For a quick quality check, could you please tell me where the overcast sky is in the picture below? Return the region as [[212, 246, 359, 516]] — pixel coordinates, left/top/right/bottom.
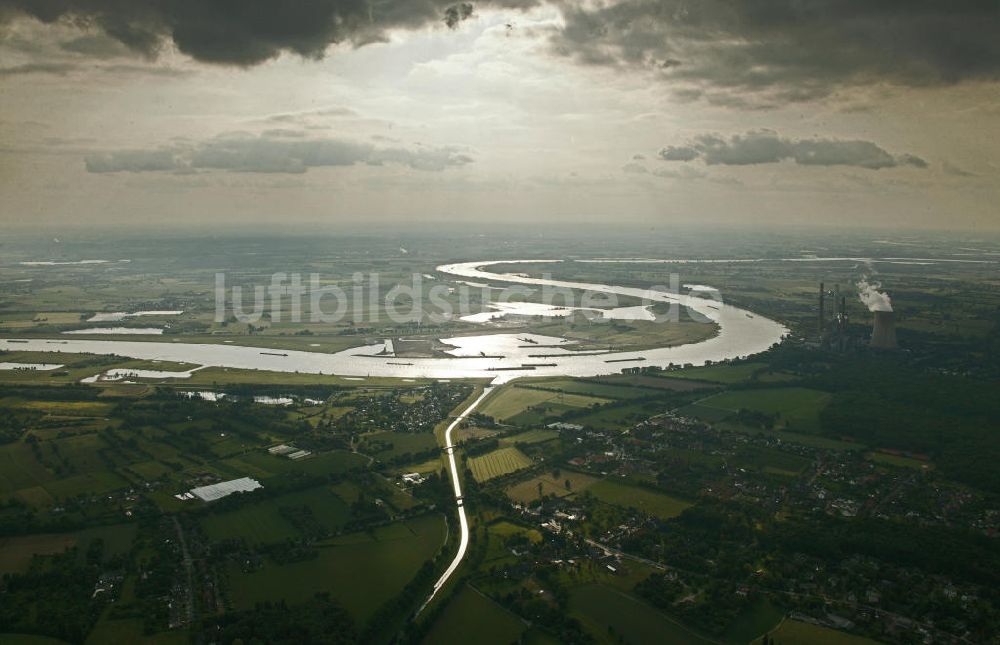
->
[[1, 1, 998, 232]]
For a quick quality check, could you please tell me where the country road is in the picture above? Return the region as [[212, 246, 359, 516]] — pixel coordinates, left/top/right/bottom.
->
[[418, 385, 495, 613]]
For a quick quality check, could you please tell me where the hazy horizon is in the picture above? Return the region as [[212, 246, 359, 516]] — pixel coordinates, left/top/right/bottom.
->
[[2, 1, 999, 232]]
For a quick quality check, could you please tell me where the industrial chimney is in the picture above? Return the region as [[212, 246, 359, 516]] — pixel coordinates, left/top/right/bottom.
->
[[818, 282, 825, 333], [870, 311, 897, 349]]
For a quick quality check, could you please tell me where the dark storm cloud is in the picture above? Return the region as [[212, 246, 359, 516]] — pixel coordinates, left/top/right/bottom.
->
[[84, 132, 474, 174], [0, 60, 191, 77], [658, 146, 699, 162], [943, 161, 976, 177], [551, 0, 1000, 101], [0, 61, 76, 76], [6, 1, 997, 105], [59, 33, 129, 58], [0, 0, 537, 66], [658, 131, 926, 170], [444, 3, 474, 29], [84, 148, 180, 172]]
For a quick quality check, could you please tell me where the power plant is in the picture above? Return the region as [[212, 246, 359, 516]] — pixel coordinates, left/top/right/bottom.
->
[[814, 282, 853, 351], [813, 281, 897, 351], [818, 282, 824, 334], [870, 310, 898, 349]]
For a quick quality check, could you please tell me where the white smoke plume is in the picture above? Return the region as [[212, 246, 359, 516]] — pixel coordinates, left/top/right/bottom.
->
[[857, 275, 893, 312]]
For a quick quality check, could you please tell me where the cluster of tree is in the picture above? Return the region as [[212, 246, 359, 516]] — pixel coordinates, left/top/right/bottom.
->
[[0, 548, 104, 642], [813, 356, 1000, 492], [363, 560, 437, 642], [0, 405, 41, 443], [721, 345, 1000, 493], [497, 585, 593, 643], [1, 384, 101, 401], [204, 596, 357, 644], [766, 514, 1000, 588], [736, 407, 777, 429], [464, 437, 499, 456]]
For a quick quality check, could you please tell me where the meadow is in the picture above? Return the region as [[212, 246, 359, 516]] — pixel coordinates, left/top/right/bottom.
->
[[519, 378, 650, 400], [596, 373, 715, 392], [568, 584, 716, 645], [226, 513, 447, 623], [506, 471, 599, 504], [733, 446, 812, 477], [487, 520, 544, 544], [561, 400, 664, 432], [468, 447, 534, 482], [359, 431, 439, 460], [657, 362, 767, 384], [201, 485, 353, 544], [866, 451, 932, 470], [500, 429, 559, 446], [719, 422, 863, 451], [526, 312, 719, 353], [84, 618, 188, 645], [479, 385, 609, 423], [0, 523, 135, 587], [422, 584, 527, 645], [0, 635, 72, 645], [587, 479, 692, 520], [752, 619, 881, 645], [690, 387, 832, 433], [0, 534, 77, 576]]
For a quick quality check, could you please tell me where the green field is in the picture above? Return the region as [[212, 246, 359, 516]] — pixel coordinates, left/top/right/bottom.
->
[[677, 402, 740, 422], [500, 429, 559, 446], [226, 513, 446, 623], [0, 442, 55, 493], [720, 422, 864, 451], [734, 446, 812, 477], [0, 635, 71, 645], [468, 447, 534, 482], [563, 400, 662, 432], [587, 479, 692, 519], [0, 523, 136, 577], [596, 374, 714, 391], [423, 585, 528, 645], [399, 456, 446, 477], [202, 485, 352, 544], [752, 618, 882, 645], [661, 362, 767, 384], [568, 585, 716, 645], [43, 470, 128, 499], [506, 471, 599, 503], [72, 523, 137, 564], [483, 519, 545, 563], [84, 619, 188, 645], [16, 400, 114, 416], [527, 312, 718, 353], [695, 387, 832, 433], [487, 520, 544, 543], [521, 378, 650, 400], [293, 450, 370, 476], [0, 533, 77, 575], [457, 425, 501, 442], [866, 451, 932, 470], [184, 366, 447, 387], [479, 386, 608, 422], [723, 598, 785, 643], [360, 431, 439, 459]]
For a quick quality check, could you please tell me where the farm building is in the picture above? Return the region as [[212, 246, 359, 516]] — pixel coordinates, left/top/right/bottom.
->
[[189, 477, 263, 502]]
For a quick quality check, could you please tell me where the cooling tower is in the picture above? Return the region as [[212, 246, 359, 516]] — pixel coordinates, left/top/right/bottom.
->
[[870, 311, 897, 349]]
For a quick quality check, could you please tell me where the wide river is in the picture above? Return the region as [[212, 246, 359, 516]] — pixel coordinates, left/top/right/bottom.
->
[[1, 260, 787, 383]]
